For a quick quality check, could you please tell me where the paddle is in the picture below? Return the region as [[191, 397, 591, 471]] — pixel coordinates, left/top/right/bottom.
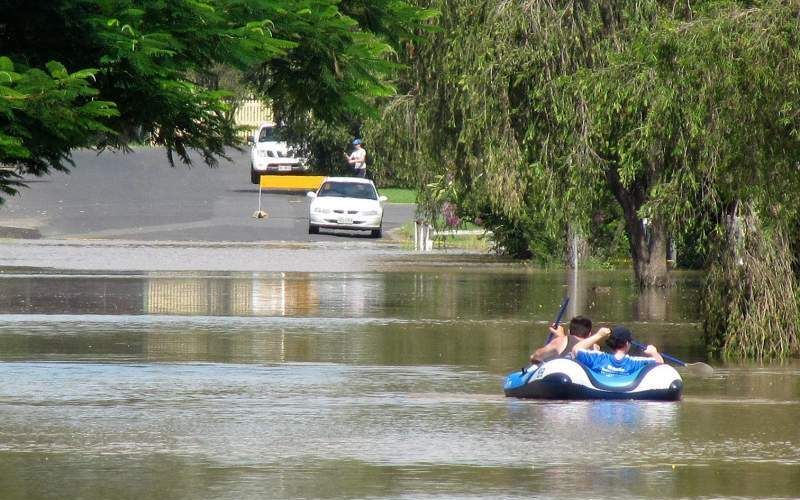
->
[[544, 297, 570, 346], [631, 340, 714, 377], [519, 297, 570, 375]]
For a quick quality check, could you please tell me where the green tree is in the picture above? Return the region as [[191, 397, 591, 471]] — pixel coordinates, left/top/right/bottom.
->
[[0, 56, 117, 198], [560, 2, 800, 356], [372, 0, 671, 268], [266, 0, 438, 182], [377, 0, 800, 357], [0, 0, 434, 201]]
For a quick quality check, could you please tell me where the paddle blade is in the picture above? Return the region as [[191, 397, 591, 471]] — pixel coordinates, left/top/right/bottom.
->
[[683, 362, 714, 377]]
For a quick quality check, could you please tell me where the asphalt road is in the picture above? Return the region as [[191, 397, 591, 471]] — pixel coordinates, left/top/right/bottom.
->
[[0, 147, 415, 242]]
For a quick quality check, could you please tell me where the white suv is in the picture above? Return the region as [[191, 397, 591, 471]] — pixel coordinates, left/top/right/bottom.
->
[[249, 122, 308, 184]]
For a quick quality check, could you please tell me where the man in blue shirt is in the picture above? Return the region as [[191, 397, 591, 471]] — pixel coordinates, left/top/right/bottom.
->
[[571, 325, 663, 376]]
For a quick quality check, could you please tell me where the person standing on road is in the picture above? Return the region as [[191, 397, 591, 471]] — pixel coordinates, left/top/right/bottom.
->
[[346, 139, 367, 178]]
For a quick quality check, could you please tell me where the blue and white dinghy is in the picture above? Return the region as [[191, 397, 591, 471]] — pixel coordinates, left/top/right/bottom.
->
[[503, 358, 683, 401]]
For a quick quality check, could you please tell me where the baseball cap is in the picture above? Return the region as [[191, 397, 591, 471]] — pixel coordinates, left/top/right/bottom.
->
[[352, 139, 363, 145], [609, 326, 633, 344]]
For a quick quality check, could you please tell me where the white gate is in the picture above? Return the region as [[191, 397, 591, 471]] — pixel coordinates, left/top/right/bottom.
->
[[234, 99, 273, 138]]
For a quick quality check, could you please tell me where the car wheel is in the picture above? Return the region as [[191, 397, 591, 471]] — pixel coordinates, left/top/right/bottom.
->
[[309, 224, 319, 235], [251, 169, 260, 185], [371, 227, 382, 238]]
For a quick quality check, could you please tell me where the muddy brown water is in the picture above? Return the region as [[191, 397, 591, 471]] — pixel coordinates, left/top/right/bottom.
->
[[0, 268, 798, 499]]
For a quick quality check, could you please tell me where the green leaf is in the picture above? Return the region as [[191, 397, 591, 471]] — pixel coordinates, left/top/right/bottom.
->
[[0, 85, 26, 99], [70, 68, 98, 80], [0, 56, 14, 72], [0, 71, 20, 83], [45, 61, 68, 79]]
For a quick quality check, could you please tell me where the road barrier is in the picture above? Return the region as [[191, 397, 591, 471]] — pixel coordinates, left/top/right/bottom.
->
[[259, 175, 325, 191], [253, 175, 326, 220]]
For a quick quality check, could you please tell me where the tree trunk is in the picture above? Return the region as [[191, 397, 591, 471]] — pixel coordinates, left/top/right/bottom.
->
[[628, 217, 668, 287], [604, 167, 669, 287]]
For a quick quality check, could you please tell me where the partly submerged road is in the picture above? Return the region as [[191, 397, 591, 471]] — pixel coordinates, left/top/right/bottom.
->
[[0, 147, 415, 242], [0, 147, 504, 272]]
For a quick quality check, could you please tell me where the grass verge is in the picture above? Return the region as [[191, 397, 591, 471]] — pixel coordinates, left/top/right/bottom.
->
[[392, 221, 492, 252], [378, 187, 416, 204]]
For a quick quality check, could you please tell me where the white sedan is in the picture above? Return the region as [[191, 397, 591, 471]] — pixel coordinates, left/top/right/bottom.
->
[[307, 177, 388, 238]]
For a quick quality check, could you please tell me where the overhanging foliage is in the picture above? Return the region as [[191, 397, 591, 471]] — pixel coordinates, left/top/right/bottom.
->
[[0, 0, 435, 200]]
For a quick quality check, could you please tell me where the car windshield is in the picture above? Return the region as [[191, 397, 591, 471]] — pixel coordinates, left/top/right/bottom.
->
[[317, 182, 378, 200], [258, 126, 283, 142]]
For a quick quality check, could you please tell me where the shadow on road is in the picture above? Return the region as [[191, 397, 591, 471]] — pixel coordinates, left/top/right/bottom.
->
[[313, 229, 378, 239], [230, 189, 309, 197]]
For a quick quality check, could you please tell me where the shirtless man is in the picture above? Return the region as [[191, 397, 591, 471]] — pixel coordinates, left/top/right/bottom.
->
[[529, 315, 594, 364]]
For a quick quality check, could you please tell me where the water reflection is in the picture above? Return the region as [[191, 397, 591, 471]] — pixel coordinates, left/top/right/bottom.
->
[[587, 400, 679, 429], [0, 270, 708, 366], [506, 400, 678, 432], [0, 270, 703, 323], [146, 275, 255, 316], [0, 276, 145, 315], [0, 269, 799, 499]]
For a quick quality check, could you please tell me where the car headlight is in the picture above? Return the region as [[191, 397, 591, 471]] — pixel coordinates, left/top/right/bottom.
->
[[362, 210, 379, 216], [313, 207, 331, 214], [258, 150, 269, 158]]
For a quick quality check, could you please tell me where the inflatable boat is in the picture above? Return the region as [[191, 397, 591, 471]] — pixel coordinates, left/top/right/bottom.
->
[[503, 358, 683, 401]]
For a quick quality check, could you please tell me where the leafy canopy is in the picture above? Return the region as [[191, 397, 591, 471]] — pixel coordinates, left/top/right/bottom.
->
[[0, 0, 435, 200]]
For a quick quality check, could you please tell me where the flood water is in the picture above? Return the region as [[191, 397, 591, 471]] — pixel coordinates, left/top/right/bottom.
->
[[0, 268, 798, 499]]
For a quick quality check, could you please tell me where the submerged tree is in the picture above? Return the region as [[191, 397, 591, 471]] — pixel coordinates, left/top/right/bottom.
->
[[376, 0, 800, 357], [578, 3, 800, 356], [704, 205, 800, 359], [371, 0, 677, 277], [565, 2, 800, 291]]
